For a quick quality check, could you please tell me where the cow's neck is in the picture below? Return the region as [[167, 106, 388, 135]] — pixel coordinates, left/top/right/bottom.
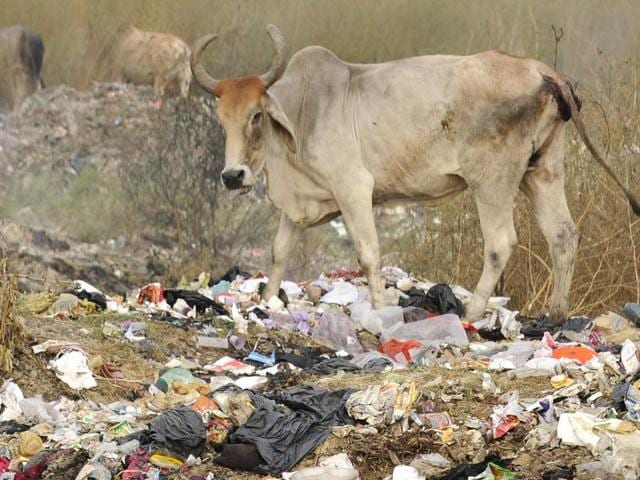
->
[[262, 138, 338, 226]]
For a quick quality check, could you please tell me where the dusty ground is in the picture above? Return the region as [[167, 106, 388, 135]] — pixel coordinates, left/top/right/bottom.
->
[[7, 307, 595, 480]]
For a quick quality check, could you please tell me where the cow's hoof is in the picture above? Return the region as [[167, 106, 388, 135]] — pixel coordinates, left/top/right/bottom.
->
[[548, 309, 566, 326]]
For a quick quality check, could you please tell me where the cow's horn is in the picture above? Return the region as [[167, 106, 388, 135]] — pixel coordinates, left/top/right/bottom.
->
[[190, 33, 220, 95], [259, 25, 287, 88]]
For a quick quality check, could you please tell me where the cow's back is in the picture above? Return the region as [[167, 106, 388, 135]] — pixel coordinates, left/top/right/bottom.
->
[[269, 47, 559, 203], [112, 26, 190, 85]]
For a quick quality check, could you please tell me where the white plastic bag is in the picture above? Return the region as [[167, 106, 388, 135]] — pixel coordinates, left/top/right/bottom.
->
[[49, 349, 96, 390], [380, 314, 468, 347]]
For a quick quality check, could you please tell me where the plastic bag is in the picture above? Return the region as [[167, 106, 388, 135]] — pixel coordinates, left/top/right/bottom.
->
[[320, 281, 359, 305], [49, 348, 96, 390], [488, 342, 537, 371], [312, 311, 363, 354], [380, 314, 468, 346], [621, 339, 640, 376]]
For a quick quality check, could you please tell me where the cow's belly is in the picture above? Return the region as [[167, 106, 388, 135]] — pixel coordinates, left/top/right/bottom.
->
[[372, 172, 468, 206]]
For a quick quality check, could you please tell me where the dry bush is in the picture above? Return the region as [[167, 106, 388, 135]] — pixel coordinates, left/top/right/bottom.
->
[[0, 259, 26, 372]]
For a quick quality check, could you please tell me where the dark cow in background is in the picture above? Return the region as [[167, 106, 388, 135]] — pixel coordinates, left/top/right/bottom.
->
[[0, 26, 45, 112]]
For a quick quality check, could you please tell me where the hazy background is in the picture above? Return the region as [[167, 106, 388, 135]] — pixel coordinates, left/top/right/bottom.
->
[[1, 0, 639, 316]]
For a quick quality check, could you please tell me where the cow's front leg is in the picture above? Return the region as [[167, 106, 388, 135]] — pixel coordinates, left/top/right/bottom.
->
[[262, 213, 302, 301], [336, 183, 384, 309]]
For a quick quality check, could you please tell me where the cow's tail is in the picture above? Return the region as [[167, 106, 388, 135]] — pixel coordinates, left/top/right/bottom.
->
[[548, 74, 640, 216]]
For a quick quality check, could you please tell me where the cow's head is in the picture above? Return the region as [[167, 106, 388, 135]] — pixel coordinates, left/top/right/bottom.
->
[[191, 25, 295, 193]]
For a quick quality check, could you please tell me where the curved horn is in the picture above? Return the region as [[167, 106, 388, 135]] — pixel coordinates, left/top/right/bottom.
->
[[190, 33, 220, 95], [258, 24, 287, 88]]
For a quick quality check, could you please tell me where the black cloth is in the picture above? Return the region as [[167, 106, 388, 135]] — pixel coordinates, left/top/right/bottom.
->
[[148, 406, 207, 459], [399, 284, 465, 317], [164, 289, 227, 315], [227, 384, 354, 474], [440, 454, 511, 480], [306, 357, 361, 375]]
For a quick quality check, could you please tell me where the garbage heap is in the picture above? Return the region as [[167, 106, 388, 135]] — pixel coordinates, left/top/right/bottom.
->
[[2, 265, 640, 480]]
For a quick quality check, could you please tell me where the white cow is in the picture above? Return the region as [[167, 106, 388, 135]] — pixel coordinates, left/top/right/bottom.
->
[[106, 25, 191, 100], [190, 25, 639, 322]]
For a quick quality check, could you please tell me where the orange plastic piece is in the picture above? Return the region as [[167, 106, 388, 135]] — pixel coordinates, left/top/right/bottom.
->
[[551, 345, 597, 364]]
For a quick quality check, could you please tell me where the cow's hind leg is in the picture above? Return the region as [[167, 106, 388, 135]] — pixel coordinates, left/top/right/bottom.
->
[[521, 143, 578, 324], [465, 187, 519, 321], [263, 213, 302, 301]]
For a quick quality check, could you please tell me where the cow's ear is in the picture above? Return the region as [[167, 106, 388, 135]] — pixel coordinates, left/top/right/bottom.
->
[[265, 94, 297, 154]]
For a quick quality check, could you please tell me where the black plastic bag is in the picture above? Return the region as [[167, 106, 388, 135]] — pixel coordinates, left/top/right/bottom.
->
[[164, 289, 227, 315], [306, 357, 361, 375], [226, 385, 354, 474], [399, 284, 465, 317], [72, 290, 107, 310], [209, 266, 251, 286], [441, 453, 511, 480], [148, 406, 207, 459]]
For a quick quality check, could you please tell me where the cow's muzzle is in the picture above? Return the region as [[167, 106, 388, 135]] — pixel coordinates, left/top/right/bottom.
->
[[221, 167, 253, 194], [221, 168, 245, 190]]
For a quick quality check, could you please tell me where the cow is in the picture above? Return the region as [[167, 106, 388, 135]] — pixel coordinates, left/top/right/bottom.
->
[[0, 26, 45, 112], [105, 25, 191, 101], [190, 25, 640, 323]]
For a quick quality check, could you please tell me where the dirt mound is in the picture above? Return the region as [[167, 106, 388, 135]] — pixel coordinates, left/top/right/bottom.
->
[[0, 83, 216, 185]]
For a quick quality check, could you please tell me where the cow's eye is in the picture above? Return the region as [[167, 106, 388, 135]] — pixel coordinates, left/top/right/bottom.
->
[[251, 112, 263, 125]]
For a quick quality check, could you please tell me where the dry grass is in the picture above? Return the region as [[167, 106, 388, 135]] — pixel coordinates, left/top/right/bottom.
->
[[0, 258, 26, 372]]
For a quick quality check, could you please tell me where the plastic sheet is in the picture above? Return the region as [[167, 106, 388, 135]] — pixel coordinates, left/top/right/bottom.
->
[[312, 311, 363, 354], [320, 281, 359, 305], [227, 385, 354, 474], [380, 314, 468, 347]]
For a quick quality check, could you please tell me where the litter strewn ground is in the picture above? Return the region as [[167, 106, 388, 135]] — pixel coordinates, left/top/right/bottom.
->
[[1, 264, 640, 479]]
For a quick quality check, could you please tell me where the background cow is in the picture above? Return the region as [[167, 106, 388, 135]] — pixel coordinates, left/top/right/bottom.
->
[[103, 25, 191, 101], [191, 25, 640, 323], [0, 26, 45, 112]]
